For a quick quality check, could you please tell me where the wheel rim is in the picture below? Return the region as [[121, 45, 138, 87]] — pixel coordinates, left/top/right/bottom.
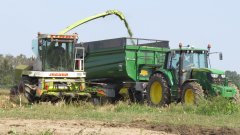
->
[[150, 81, 162, 105], [184, 89, 194, 104]]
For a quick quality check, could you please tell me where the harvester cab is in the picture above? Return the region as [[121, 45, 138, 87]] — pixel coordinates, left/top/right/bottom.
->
[[33, 33, 84, 72], [147, 44, 239, 106], [11, 33, 88, 103]]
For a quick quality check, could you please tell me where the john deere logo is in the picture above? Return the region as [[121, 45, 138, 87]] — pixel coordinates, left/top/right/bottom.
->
[[140, 70, 148, 76]]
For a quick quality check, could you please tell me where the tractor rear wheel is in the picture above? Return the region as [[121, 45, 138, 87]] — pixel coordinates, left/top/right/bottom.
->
[[181, 82, 204, 105], [147, 73, 170, 106]]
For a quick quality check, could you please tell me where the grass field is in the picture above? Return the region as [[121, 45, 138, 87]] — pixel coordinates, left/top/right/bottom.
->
[[1, 88, 240, 130]]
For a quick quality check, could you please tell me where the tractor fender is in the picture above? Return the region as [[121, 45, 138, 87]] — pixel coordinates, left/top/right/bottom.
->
[[150, 70, 174, 87], [181, 79, 198, 89]]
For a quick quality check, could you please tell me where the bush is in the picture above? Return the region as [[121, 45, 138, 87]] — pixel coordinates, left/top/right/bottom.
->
[[181, 96, 240, 115]]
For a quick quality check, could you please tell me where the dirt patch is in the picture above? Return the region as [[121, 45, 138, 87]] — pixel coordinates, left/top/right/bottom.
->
[[130, 121, 240, 135], [0, 118, 239, 135], [0, 119, 173, 135]]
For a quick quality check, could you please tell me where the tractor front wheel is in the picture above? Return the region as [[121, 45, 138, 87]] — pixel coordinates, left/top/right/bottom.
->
[[229, 83, 240, 103], [181, 82, 204, 105]]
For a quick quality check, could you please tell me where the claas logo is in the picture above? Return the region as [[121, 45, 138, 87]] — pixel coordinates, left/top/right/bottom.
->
[[49, 73, 68, 77]]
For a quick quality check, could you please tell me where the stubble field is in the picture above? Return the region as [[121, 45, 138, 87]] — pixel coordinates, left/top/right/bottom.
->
[[0, 89, 240, 135]]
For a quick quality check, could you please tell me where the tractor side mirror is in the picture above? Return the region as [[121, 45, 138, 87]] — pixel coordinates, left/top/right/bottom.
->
[[219, 53, 223, 60]]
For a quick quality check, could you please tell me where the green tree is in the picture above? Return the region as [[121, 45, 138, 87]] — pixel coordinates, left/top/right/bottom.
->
[[225, 70, 240, 88], [0, 54, 32, 88]]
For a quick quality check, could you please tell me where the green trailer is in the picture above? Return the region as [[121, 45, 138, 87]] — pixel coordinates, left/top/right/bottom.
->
[[79, 38, 170, 101]]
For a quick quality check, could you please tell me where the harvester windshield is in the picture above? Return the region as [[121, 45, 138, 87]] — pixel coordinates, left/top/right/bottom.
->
[[42, 39, 74, 71], [35, 33, 78, 72]]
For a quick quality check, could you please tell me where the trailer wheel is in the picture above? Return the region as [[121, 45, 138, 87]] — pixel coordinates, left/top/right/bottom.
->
[[147, 73, 170, 106], [128, 88, 144, 104], [92, 96, 109, 105], [181, 82, 204, 105]]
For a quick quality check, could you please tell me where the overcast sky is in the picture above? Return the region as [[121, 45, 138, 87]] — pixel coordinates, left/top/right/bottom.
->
[[0, 0, 239, 73]]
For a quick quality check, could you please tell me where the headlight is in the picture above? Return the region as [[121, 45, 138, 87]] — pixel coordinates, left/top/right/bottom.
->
[[221, 74, 226, 78], [211, 74, 219, 78]]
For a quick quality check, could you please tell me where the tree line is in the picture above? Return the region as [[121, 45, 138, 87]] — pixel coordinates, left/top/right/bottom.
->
[[0, 54, 239, 89], [0, 54, 33, 88]]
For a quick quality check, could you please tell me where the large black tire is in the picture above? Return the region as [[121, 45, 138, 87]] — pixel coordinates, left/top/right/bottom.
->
[[229, 83, 240, 103], [181, 82, 204, 105], [18, 78, 36, 103], [128, 88, 144, 104], [9, 83, 34, 105], [234, 90, 240, 103], [147, 73, 170, 106], [10, 85, 20, 103]]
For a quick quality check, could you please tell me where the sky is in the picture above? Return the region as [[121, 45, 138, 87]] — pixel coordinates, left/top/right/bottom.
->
[[0, 0, 239, 73]]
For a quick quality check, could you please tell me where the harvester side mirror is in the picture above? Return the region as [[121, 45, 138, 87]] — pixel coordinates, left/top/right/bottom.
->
[[219, 53, 223, 60]]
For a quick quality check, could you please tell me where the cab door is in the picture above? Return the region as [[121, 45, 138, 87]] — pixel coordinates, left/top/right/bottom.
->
[[74, 47, 85, 72]]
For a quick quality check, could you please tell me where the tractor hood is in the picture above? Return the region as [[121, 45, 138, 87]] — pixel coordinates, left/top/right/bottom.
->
[[192, 68, 225, 75]]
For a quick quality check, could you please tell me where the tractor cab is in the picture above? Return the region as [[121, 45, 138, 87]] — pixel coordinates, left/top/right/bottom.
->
[[166, 45, 208, 86], [32, 33, 84, 72], [163, 44, 237, 103]]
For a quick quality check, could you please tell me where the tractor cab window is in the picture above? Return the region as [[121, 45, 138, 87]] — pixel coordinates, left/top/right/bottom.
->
[[168, 50, 208, 70], [182, 51, 208, 69], [39, 38, 74, 71], [192, 51, 208, 68], [167, 51, 180, 69], [167, 50, 208, 84]]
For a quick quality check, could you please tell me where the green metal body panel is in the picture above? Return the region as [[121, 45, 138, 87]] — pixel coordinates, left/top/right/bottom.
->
[[160, 63, 237, 100], [192, 68, 225, 75], [156, 69, 174, 86], [191, 68, 235, 97], [14, 64, 32, 84], [211, 84, 236, 97], [85, 47, 127, 81], [84, 39, 169, 82]]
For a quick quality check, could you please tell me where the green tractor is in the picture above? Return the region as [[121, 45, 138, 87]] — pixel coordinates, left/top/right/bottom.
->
[[147, 44, 239, 106]]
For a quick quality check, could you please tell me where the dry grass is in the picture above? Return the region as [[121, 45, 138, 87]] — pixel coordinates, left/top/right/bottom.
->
[[1, 88, 240, 128], [0, 89, 9, 95]]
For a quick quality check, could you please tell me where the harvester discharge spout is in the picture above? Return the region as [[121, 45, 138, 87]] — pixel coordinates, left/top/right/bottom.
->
[[58, 10, 133, 38]]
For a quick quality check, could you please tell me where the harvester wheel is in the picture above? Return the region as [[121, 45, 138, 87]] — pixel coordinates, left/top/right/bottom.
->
[[9, 82, 35, 105], [9, 85, 20, 103], [181, 82, 204, 105], [17, 79, 35, 103], [147, 73, 170, 106]]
